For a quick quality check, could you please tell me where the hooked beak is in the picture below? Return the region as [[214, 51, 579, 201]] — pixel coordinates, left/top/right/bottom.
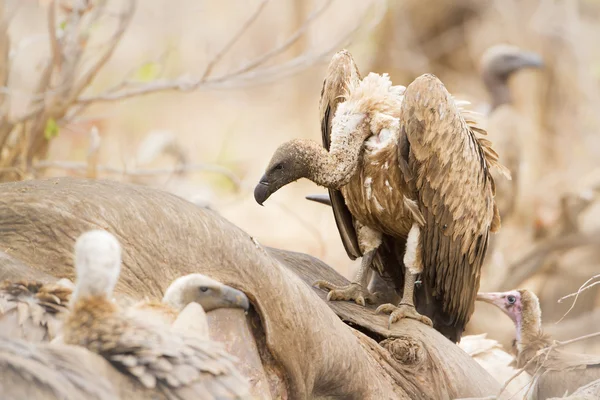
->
[[305, 193, 332, 207], [517, 51, 544, 69], [476, 292, 505, 309], [218, 285, 250, 311], [254, 174, 272, 206]]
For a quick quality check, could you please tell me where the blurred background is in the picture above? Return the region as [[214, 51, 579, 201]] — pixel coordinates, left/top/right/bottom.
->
[[2, 0, 600, 352]]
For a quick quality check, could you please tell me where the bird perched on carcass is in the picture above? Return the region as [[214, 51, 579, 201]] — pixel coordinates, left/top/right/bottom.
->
[[305, 44, 544, 223], [0, 279, 72, 342], [131, 273, 250, 327], [62, 229, 251, 399], [254, 49, 510, 342], [479, 44, 544, 221], [477, 289, 600, 399]]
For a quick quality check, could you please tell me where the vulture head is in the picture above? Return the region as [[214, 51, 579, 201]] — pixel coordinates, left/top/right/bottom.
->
[[162, 273, 250, 312], [480, 44, 544, 83], [72, 230, 122, 303], [480, 44, 544, 109], [254, 139, 314, 205], [477, 289, 542, 339]]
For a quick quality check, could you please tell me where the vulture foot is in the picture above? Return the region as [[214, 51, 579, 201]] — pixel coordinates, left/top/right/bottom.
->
[[375, 303, 433, 329], [313, 281, 378, 307]]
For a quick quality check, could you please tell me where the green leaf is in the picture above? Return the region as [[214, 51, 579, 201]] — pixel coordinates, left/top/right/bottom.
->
[[134, 62, 161, 82], [59, 20, 67, 31], [44, 118, 59, 141]]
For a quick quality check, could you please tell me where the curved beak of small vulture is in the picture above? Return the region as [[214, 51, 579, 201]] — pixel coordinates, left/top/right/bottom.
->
[[220, 285, 250, 311], [254, 174, 271, 206], [476, 292, 504, 308], [518, 51, 544, 69]]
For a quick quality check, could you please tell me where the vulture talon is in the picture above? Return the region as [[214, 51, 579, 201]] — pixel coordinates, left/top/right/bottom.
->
[[313, 280, 376, 306], [376, 303, 433, 329]]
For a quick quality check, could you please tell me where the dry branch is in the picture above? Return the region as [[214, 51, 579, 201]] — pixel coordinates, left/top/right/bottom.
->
[[0, 0, 384, 187]]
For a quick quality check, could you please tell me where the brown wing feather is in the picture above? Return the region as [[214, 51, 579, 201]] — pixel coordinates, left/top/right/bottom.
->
[[399, 74, 499, 330], [319, 50, 362, 260], [0, 280, 71, 342]]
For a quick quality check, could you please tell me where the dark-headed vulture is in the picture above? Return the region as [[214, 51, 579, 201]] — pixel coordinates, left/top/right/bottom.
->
[[254, 50, 509, 342]]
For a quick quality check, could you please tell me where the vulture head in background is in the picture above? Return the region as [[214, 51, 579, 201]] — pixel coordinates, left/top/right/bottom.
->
[[255, 49, 510, 343], [480, 44, 544, 111], [162, 273, 250, 312]]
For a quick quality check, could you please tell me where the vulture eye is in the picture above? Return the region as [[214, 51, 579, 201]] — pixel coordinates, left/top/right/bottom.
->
[[199, 286, 209, 293], [507, 295, 516, 304], [274, 163, 283, 171]]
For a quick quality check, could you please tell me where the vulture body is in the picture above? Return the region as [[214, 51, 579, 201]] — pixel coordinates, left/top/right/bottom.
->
[[0, 336, 118, 400], [479, 44, 544, 221], [0, 280, 72, 342], [306, 44, 543, 223], [62, 230, 251, 400], [254, 50, 508, 342], [478, 289, 600, 398]]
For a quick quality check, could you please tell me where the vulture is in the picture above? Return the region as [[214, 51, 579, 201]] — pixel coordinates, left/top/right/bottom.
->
[[479, 44, 544, 221], [131, 273, 250, 326], [477, 289, 600, 398], [0, 279, 72, 342], [62, 229, 251, 399], [254, 49, 509, 342], [305, 44, 544, 222]]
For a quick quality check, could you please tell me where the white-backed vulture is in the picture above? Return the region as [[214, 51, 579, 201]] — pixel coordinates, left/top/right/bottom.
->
[[254, 49, 508, 342], [479, 44, 544, 221], [0, 279, 72, 342], [477, 289, 600, 398], [62, 229, 251, 399], [305, 44, 543, 223], [131, 273, 249, 326]]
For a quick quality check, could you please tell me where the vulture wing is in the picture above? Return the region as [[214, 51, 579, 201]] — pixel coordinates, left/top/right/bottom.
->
[[319, 50, 362, 260], [0, 281, 71, 342], [399, 74, 504, 333], [102, 316, 250, 399]]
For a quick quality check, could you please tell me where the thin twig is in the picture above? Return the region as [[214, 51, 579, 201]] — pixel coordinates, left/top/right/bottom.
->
[[48, 0, 61, 72], [556, 273, 600, 323], [200, 0, 270, 81], [66, 0, 135, 105], [497, 330, 600, 398], [76, 0, 383, 103]]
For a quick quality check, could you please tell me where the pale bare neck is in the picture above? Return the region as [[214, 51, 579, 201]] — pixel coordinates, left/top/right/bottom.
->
[[303, 114, 370, 189]]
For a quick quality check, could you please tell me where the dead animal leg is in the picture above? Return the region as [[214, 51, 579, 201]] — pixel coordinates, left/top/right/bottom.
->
[[376, 223, 433, 328], [314, 224, 381, 307]]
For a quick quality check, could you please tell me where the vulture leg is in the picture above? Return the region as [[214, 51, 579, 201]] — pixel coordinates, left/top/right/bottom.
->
[[314, 224, 381, 306], [314, 250, 378, 306], [376, 224, 433, 328]]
